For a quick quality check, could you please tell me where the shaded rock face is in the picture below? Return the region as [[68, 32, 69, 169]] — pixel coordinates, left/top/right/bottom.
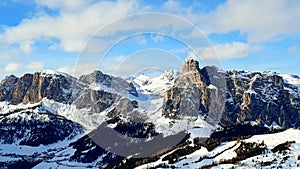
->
[[75, 89, 120, 113], [182, 58, 201, 75], [227, 71, 300, 128], [0, 70, 138, 118], [0, 72, 80, 105], [73, 89, 136, 117], [163, 59, 300, 128], [163, 59, 226, 123], [79, 70, 138, 97]]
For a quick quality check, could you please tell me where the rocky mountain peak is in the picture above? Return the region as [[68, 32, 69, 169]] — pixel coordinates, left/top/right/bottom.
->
[[164, 60, 300, 128], [79, 70, 138, 97], [0, 71, 80, 105], [182, 58, 201, 74]]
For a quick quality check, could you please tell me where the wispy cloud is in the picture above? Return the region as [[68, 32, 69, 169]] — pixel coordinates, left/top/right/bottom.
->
[[288, 45, 300, 54], [0, 0, 138, 52], [26, 61, 44, 70], [197, 0, 300, 42], [193, 42, 259, 60], [57, 63, 98, 76], [20, 41, 34, 54], [114, 55, 126, 62], [4, 63, 20, 72], [34, 0, 90, 11]]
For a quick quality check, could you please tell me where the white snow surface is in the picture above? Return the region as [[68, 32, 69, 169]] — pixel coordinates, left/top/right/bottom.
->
[[135, 129, 300, 169], [281, 74, 300, 87], [132, 70, 179, 95], [0, 98, 109, 132], [40, 69, 70, 78]]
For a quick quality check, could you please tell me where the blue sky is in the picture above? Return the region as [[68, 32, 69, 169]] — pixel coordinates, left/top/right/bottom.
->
[[0, 0, 300, 79]]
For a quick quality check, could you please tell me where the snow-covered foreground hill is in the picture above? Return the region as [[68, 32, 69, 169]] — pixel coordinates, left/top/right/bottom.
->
[[0, 128, 298, 169], [136, 129, 300, 169]]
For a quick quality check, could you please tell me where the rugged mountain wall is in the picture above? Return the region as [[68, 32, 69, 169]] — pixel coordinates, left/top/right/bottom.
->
[[163, 59, 300, 128], [0, 70, 138, 116], [1, 64, 299, 129], [0, 72, 79, 104], [79, 70, 138, 97]]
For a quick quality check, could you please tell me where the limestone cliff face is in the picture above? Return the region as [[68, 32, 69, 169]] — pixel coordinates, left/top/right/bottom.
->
[[163, 59, 226, 123], [0, 72, 79, 105], [163, 59, 300, 128], [182, 58, 201, 74], [0, 70, 138, 117], [79, 70, 138, 97]]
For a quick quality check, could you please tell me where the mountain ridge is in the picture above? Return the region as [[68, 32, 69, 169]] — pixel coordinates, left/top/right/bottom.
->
[[0, 61, 300, 168], [164, 59, 300, 128]]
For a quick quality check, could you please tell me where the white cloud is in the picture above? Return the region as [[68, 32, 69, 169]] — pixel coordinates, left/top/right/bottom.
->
[[0, 52, 11, 61], [20, 41, 34, 54], [194, 42, 257, 60], [57, 63, 98, 76], [57, 66, 73, 75], [186, 28, 205, 38], [4, 63, 20, 72], [114, 55, 126, 62], [1, 0, 299, 76], [171, 47, 188, 54], [151, 34, 164, 42], [0, 45, 23, 62], [48, 44, 57, 50], [60, 40, 86, 53], [1, 0, 300, 53], [288, 45, 300, 54], [162, 0, 181, 13], [0, 0, 138, 52], [35, 0, 90, 10], [136, 36, 147, 44], [103, 63, 138, 76], [94, 13, 194, 38], [26, 62, 44, 70], [198, 0, 300, 42]]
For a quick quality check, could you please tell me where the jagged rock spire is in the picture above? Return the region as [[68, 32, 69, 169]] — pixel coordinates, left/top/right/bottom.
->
[[182, 54, 201, 74]]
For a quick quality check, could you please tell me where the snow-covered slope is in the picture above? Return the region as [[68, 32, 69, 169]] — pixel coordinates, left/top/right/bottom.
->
[[132, 70, 179, 95], [281, 74, 300, 97], [281, 74, 300, 87], [136, 129, 300, 169]]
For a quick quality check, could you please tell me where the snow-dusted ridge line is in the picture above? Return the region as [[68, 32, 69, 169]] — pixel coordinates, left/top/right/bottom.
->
[[132, 69, 180, 95], [0, 98, 110, 132], [280, 74, 300, 87], [40, 69, 70, 77]]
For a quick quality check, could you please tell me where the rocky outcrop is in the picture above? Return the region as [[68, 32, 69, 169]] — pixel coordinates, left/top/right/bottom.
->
[[163, 59, 226, 123], [79, 70, 138, 97], [225, 71, 300, 127], [163, 59, 300, 128], [0, 72, 80, 105], [0, 70, 139, 118], [0, 69, 138, 103], [0, 75, 18, 102], [182, 58, 201, 75]]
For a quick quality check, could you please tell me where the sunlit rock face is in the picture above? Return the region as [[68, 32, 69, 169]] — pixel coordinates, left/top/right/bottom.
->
[[163, 59, 300, 128]]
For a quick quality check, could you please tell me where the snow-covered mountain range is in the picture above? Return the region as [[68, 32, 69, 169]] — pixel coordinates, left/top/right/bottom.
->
[[0, 58, 300, 168]]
